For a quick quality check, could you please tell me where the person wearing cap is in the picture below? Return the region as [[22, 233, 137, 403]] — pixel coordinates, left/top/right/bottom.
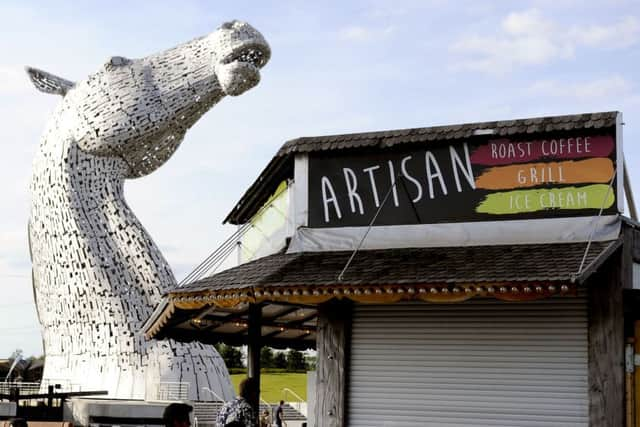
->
[[163, 402, 193, 427]]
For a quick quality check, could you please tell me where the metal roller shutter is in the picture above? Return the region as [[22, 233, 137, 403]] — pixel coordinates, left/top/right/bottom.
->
[[349, 296, 588, 427]]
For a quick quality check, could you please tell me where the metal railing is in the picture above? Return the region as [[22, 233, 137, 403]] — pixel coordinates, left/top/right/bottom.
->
[[201, 387, 225, 402], [0, 380, 82, 395], [282, 387, 306, 416], [148, 381, 190, 401], [0, 382, 41, 395]]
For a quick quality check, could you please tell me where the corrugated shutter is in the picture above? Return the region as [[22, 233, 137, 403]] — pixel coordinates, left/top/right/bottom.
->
[[349, 296, 588, 427]]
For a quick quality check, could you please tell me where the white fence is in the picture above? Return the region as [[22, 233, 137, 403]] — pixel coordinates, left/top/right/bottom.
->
[[146, 382, 190, 401], [0, 380, 82, 395]]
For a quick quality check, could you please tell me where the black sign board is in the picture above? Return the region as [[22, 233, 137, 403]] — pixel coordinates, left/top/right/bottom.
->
[[308, 133, 618, 228]]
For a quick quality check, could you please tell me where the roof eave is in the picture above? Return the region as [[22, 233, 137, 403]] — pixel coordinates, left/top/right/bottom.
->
[[223, 154, 293, 225]]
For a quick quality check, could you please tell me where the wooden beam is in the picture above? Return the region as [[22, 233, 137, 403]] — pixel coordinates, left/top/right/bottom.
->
[[315, 299, 352, 427], [588, 242, 625, 426], [282, 311, 318, 326], [196, 317, 317, 333], [268, 305, 300, 320], [192, 309, 251, 332], [261, 329, 315, 342], [160, 327, 316, 350], [259, 321, 316, 332], [203, 306, 250, 319], [201, 307, 317, 330]]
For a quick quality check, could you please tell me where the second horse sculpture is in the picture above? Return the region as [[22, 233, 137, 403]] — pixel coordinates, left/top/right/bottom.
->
[[26, 20, 270, 400]]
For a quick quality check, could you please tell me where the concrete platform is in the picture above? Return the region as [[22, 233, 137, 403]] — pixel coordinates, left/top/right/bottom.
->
[[64, 398, 187, 427]]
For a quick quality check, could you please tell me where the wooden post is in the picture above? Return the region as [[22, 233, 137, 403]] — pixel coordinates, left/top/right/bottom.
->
[[247, 303, 262, 416], [634, 321, 640, 427], [589, 247, 625, 426], [47, 385, 54, 419], [10, 386, 19, 404], [627, 338, 635, 427], [315, 299, 352, 427]]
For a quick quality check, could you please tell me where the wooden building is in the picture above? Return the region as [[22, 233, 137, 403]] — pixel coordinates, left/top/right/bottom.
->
[[144, 111, 640, 426]]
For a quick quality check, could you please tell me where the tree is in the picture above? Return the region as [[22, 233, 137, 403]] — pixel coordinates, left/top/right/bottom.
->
[[260, 346, 275, 369], [215, 343, 244, 369], [305, 355, 317, 371], [286, 349, 306, 372], [274, 351, 287, 369]]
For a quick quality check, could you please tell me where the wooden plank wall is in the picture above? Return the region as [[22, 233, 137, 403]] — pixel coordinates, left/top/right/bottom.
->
[[315, 299, 352, 427], [588, 231, 628, 426]]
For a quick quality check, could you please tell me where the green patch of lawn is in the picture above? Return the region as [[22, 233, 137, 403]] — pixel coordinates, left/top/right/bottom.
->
[[230, 372, 307, 403]]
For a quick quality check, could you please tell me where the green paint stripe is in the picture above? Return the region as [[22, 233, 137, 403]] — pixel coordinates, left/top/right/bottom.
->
[[476, 184, 615, 215]]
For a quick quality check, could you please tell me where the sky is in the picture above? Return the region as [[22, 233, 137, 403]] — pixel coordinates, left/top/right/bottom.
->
[[1, 0, 639, 357]]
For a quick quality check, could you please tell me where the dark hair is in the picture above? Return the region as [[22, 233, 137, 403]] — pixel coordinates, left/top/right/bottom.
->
[[8, 418, 28, 427], [163, 403, 193, 427], [280, 400, 284, 405], [238, 377, 258, 400]]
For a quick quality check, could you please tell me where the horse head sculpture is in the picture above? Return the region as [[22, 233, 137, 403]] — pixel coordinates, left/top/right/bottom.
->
[[26, 20, 270, 400]]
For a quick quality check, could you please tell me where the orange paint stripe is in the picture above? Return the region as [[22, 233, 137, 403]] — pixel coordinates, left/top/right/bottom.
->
[[475, 158, 613, 190]]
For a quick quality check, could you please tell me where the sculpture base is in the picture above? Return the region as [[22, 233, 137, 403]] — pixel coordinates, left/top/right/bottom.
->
[[63, 398, 175, 427]]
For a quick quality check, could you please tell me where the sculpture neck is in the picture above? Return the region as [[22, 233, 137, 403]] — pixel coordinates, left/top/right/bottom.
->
[[30, 124, 177, 298]]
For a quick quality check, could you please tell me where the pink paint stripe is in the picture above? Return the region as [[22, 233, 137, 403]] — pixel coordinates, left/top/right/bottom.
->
[[470, 135, 614, 166]]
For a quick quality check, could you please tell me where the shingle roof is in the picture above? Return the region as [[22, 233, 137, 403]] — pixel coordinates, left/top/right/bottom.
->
[[225, 111, 619, 224], [146, 240, 620, 347], [177, 240, 619, 293], [277, 111, 618, 156]]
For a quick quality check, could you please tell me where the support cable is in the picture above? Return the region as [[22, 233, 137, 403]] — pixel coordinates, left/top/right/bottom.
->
[[338, 175, 400, 281], [179, 183, 290, 286], [624, 164, 638, 221], [180, 229, 244, 285], [179, 222, 251, 286], [205, 240, 241, 276], [577, 168, 617, 276]]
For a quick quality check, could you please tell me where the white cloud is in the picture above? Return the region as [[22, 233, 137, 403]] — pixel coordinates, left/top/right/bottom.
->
[[338, 25, 394, 42], [0, 65, 31, 95], [526, 75, 633, 99], [571, 16, 640, 48], [502, 9, 555, 36], [452, 34, 572, 72], [451, 10, 639, 73]]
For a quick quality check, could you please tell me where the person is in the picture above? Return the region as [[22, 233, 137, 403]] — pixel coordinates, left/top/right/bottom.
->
[[275, 400, 286, 427], [259, 409, 270, 427], [163, 403, 193, 427], [7, 418, 28, 427], [216, 377, 257, 427]]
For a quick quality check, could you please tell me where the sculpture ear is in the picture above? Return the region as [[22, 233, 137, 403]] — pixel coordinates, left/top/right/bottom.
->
[[25, 66, 75, 96]]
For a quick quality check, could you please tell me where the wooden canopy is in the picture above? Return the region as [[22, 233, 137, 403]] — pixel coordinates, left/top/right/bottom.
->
[[143, 240, 620, 348]]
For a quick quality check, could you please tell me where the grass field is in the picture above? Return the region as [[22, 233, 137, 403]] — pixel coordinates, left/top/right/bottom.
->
[[230, 373, 307, 403]]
